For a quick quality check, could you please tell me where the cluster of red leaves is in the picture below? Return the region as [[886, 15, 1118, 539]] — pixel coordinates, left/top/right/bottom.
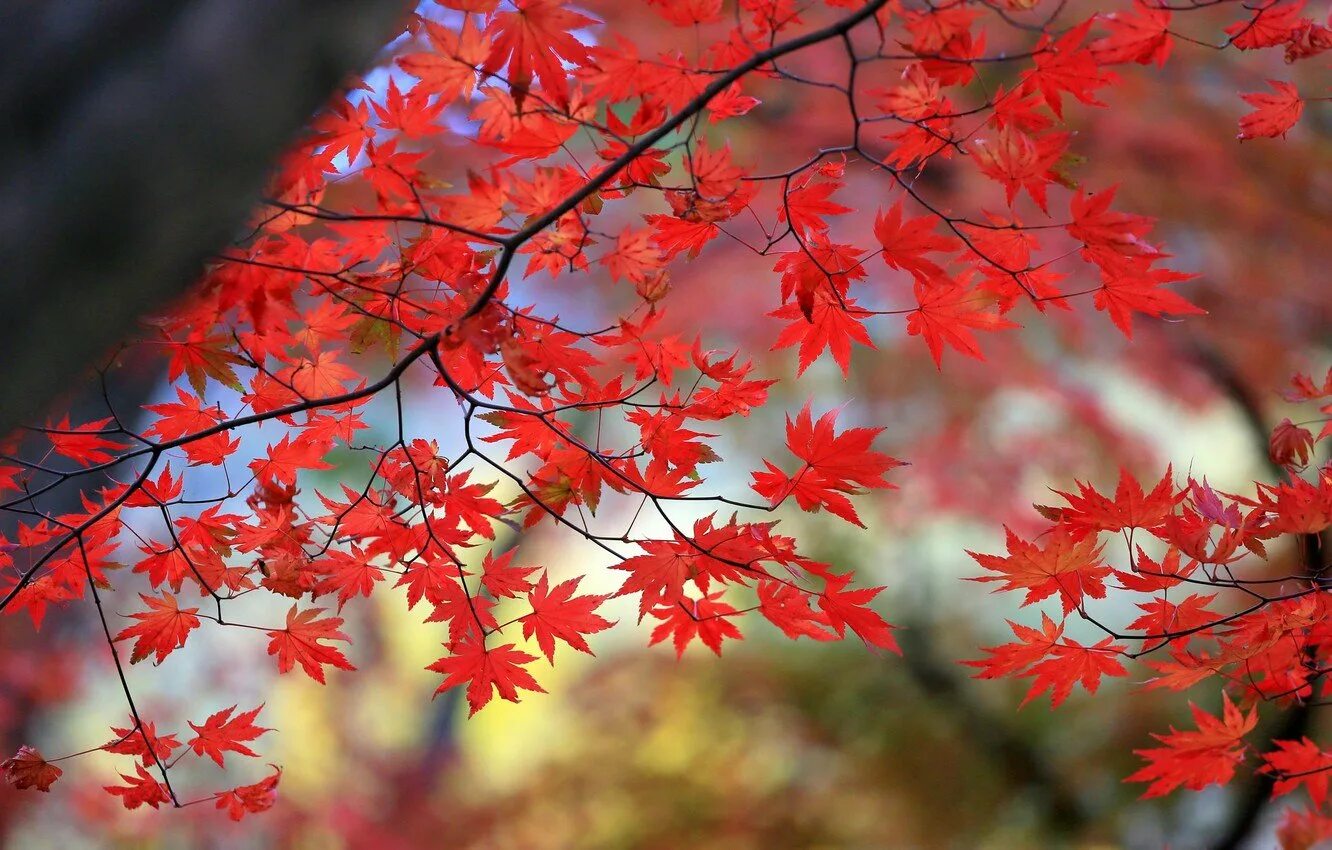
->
[[2, 706, 274, 819], [0, 0, 1322, 826], [967, 368, 1332, 841]]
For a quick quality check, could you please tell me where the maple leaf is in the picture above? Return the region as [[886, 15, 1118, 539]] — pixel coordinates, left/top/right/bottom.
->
[[1066, 187, 1155, 257], [114, 592, 202, 665], [214, 767, 282, 821], [482, 0, 595, 108], [648, 592, 743, 657], [47, 416, 127, 466], [398, 18, 489, 103], [1224, 0, 1308, 50], [1088, 236, 1203, 333], [818, 572, 899, 652], [1114, 546, 1197, 593], [1128, 594, 1217, 650], [969, 526, 1111, 615], [481, 549, 539, 599], [1022, 19, 1117, 118], [520, 572, 613, 662], [266, 606, 356, 684], [1049, 465, 1181, 536], [288, 351, 358, 398], [427, 639, 546, 715], [757, 579, 837, 642], [104, 719, 180, 766], [2, 746, 61, 792], [1090, 0, 1173, 66], [966, 613, 1128, 707], [104, 764, 171, 810], [1270, 418, 1316, 468], [779, 179, 851, 236], [614, 539, 698, 619], [769, 290, 876, 377], [1238, 80, 1304, 140], [186, 705, 270, 767], [602, 227, 664, 284], [906, 277, 1018, 368], [248, 435, 334, 486], [1263, 738, 1332, 807], [1127, 695, 1257, 798], [313, 545, 384, 610], [970, 126, 1070, 213], [873, 200, 959, 280], [751, 403, 901, 527], [166, 334, 248, 398]]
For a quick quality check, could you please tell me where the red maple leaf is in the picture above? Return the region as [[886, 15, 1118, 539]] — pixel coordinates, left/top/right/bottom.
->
[[214, 767, 282, 822], [969, 526, 1111, 615], [482, 0, 595, 108], [1263, 738, 1332, 807], [873, 199, 959, 280], [648, 592, 743, 657], [427, 639, 546, 715], [751, 403, 901, 527], [1224, 0, 1308, 50], [769, 290, 876, 377], [114, 592, 202, 665], [906, 277, 1018, 367], [1238, 80, 1304, 140], [1090, 0, 1173, 66], [186, 704, 270, 767], [1049, 465, 1182, 535], [1127, 695, 1258, 798], [779, 178, 851, 236], [818, 572, 899, 652], [104, 764, 170, 810], [2, 746, 61, 792], [104, 719, 180, 766], [966, 613, 1128, 707], [520, 572, 613, 662], [1022, 19, 1117, 117], [265, 606, 356, 684]]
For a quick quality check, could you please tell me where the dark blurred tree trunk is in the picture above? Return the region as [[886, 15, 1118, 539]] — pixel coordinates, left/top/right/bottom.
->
[[0, 0, 414, 436]]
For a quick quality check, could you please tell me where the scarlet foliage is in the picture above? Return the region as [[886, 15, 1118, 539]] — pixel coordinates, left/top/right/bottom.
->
[[0, 0, 1326, 838]]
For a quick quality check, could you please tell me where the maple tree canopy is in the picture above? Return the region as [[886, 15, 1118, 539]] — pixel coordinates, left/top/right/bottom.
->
[[0, 0, 1329, 845]]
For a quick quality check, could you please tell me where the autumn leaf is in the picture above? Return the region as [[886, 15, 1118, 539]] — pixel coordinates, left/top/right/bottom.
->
[[266, 606, 356, 684], [114, 592, 202, 665], [818, 573, 899, 653], [873, 199, 959, 280], [1238, 80, 1304, 140], [520, 572, 613, 662], [1127, 695, 1257, 798], [1263, 738, 1332, 807], [1049, 465, 1182, 535], [1090, 0, 1173, 66], [214, 767, 282, 821], [906, 277, 1018, 367], [648, 592, 743, 657], [398, 18, 489, 103], [427, 639, 546, 715], [966, 613, 1128, 707], [2, 746, 61, 792], [969, 526, 1111, 615], [104, 764, 171, 810], [104, 718, 180, 766], [186, 704, 270, 767], [482, 0, 596, 108], [751, 403, 901, 527]]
